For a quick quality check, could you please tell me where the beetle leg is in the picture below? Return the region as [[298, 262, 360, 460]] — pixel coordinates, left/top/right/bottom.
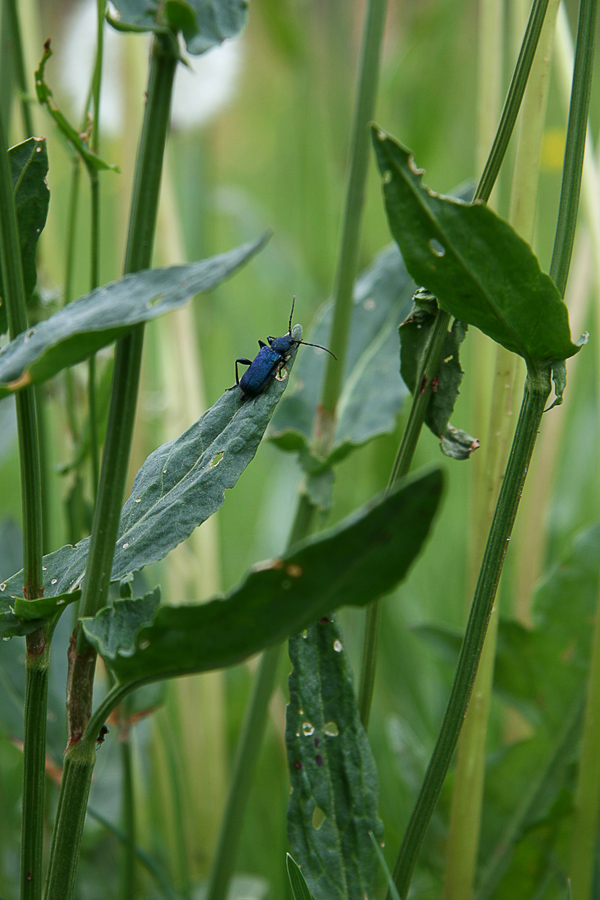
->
[[258, 340, 267, 348], [235, 358, 253, 386]]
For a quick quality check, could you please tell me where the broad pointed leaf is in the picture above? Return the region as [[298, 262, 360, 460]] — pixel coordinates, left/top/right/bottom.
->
[[269, 244, 413, 472], [109, 0, 248, 55], [372, 129, 581, 368], [0, 138, 50, 335], [81, 469, 443, 689], [3, 344, 294, 602], [0, 235, 267, 398], [287, 616, 383, 900]]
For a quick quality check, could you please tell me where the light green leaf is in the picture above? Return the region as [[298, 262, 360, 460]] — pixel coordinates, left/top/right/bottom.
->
[[286, 853, 315, 900], [372, 129, 581, 368], [0, 235, 267, 397], [287, 615, 383, 900], [269, 244, 413, 472], [3, 344, 293, 602], [81, 469, 443, 689], [0, 138, 50, 335]]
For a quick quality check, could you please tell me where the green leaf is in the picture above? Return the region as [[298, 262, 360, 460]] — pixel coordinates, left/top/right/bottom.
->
[[368, 832, 401, 900], [3, 346, 293, 601], [35, 43, 118, 173], [13, 589, 81, 621], [109, 0, 248, 55], [287, 615, 383, 900], [0, 235, 267, 397], [286, 853, 315, 900], [269, 244, 414, 471], [81, 469, 443, 689], [400, 296, 478, 458], [372, 129, 582, 368], [0, 138, 50, 336]]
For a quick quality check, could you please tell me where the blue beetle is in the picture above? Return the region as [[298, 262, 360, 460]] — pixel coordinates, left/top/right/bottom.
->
[[234, 296, 336, 400]]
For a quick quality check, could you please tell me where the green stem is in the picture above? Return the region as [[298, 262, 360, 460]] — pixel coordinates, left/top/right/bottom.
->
[[0, 79, 46, 900], [21, 633, 50, 900], [390, 368, 551, 898], [549, 0, 597, 297], [46, 33, 178, 900], [119, 729, 137, 900], [317, 0, 388, 444], [87, 170, 100, 499], [204, 493, 317, 900], [44, 740, 96, 900], [2, 0, 34, 137], [357, 0, 553, 731]]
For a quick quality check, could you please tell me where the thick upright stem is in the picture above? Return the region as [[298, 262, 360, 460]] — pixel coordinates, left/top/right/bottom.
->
[[391, 369, 551, 898], [45, 33, 178, 900]]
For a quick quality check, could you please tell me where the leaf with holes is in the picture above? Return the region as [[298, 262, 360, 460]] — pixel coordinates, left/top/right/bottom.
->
[[372, 129, 582, 369], [0, 235, 267, 397], [287, 615, 383, 900], [2, 341, 295, 604], [79, 469, 443, 691], [269, 244, 414, 474], [0, 138, 50, 336]]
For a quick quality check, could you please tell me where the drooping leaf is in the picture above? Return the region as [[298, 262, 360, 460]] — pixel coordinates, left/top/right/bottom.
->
[[108, 0, 248, 55], [0, 235, 267, 398], [269, 244, 414, 472], [286, 853, 315, 900], [400, 294, 478, 458], [35, 43, 118, 174], [372, 129, 582, 368], [0, 138, 50, 335], [3, 341, 294, 602], [81, 469, 443, 690], [287, 616, 383, 900]]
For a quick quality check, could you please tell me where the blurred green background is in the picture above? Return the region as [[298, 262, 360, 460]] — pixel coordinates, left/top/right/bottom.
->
[[1, 0, 599, 898]]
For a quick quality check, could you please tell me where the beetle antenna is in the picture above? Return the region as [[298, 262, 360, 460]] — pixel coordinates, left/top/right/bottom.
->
[[297, 340, 337, 360], [288, 295, 296, 334]]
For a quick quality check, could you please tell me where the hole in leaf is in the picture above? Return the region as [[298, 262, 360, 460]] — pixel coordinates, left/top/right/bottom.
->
[[312, 807, 325, 830], [428, 238, 445, 257], [324, 721, 339, 736], [208, 451, 224, 468]]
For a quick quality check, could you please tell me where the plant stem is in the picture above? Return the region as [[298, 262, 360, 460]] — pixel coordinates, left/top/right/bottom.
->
[[357, 0, 554, 730], [549, 0, 598, 297], [204, 492, 317, 900], [45, 33, 178, 900], [317, 0, 388, 446], [119, 729, 136, 900], [0, 84, 47, 900], [2, 0, 34, 137], [44, 739, 96, 900], [390, 368, 551, 898]]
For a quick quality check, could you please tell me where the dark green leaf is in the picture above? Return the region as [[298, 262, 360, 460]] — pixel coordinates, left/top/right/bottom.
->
[[109, 0, 248, 55], [287, 616, 383, 900], [0, 594, 44, 638], [3, 346, 292, 601], [0, 138, 50, 335], [81, 469, 443, 688], [400, 299, 478, 458], [286, 853, 315, 900], [372, 129, 581, 368], [269, 244, 414, 471], [0, 235, 267, 398], [35, 43, 118, 174]]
